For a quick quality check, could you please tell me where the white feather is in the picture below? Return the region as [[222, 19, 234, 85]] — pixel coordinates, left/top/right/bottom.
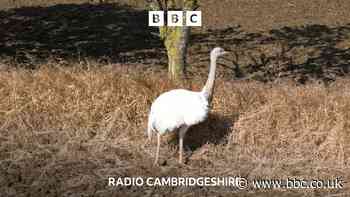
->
[[148, 89, 209, 134]]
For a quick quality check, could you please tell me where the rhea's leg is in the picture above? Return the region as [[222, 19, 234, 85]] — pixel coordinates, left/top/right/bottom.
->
[[154, 132, 161, 165], [147, 119, 153, 141], [179, 126, 189, 164]]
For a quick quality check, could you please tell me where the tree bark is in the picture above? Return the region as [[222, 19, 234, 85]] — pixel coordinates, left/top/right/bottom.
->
[[149, 0, 198, 80], [163, 26, 190, 79]]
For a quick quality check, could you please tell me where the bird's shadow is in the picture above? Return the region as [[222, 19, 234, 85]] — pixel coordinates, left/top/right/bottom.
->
[[169, 113, 236, 153]]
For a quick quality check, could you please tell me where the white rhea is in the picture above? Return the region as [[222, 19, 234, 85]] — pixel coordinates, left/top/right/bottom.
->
[[147, 47, 228, 165]]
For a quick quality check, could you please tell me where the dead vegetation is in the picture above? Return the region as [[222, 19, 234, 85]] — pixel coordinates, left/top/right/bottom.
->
[[0, 64, 349, 196]]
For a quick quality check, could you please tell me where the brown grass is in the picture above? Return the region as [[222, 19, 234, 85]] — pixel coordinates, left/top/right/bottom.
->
[[0, 63, 349, 196]]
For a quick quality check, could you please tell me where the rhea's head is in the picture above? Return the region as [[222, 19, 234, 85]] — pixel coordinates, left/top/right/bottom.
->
[[210, 47, 228, 59]]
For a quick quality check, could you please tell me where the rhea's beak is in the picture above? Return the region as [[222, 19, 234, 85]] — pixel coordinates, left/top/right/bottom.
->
[[223, 49, 232, 55], [221, 50, 231, 59], [216, 50, 232, 69]]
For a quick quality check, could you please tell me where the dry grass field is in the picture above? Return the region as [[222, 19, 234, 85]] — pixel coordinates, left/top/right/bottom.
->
[[1, 65, 349, 196], [0, 0, 350, 196]]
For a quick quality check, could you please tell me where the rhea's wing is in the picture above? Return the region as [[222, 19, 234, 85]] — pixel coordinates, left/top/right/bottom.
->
[[149, 90, 209, 133]]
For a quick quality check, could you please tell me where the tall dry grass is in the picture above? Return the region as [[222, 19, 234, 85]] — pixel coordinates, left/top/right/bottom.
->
[[0, 64, 349, 196]]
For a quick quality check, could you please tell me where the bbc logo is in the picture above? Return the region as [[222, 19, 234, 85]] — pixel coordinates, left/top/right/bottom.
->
[[149, 11, 202, 27]]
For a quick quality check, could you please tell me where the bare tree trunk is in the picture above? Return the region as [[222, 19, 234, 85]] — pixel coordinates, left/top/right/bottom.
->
[[163, 26, 190, 79], [149, 0, 198, 80]]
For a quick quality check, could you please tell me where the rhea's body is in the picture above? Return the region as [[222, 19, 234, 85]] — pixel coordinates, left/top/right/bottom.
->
[[148, 89, 209, 134]]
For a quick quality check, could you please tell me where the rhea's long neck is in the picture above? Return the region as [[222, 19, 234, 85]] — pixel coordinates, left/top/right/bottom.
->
[[201, 55, 217, 103]]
